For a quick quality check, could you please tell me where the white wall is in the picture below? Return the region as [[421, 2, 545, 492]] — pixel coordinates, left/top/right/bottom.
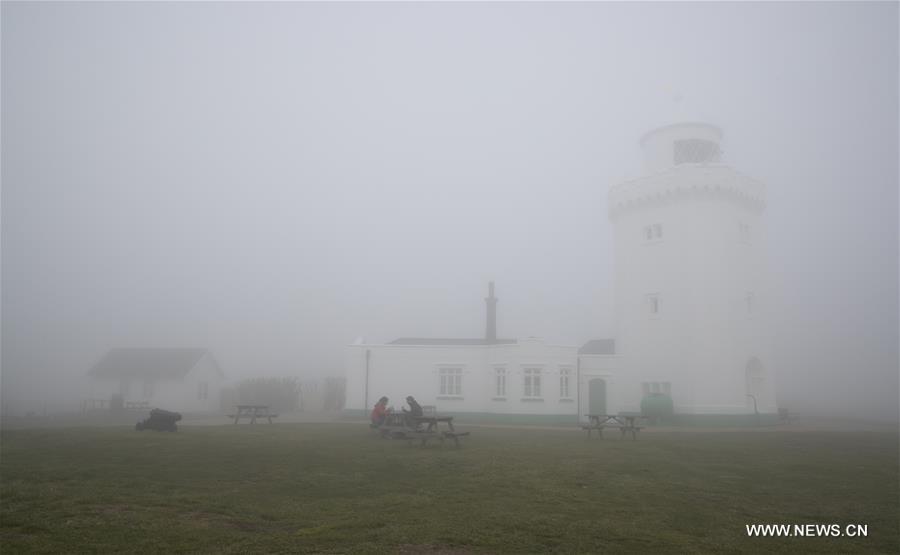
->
[[179, 353, 223, 413], [579, 354, 622, 422], [86, 353, 224, 414], [346, 338, 579, 415], [610, 125, 777, 415]]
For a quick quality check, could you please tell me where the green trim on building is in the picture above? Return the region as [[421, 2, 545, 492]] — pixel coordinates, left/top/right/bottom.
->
[[340, 409, 577, 426], [666, 413, 781, 427], [440, 412, 578, 427], [342, 409, 781, 427]]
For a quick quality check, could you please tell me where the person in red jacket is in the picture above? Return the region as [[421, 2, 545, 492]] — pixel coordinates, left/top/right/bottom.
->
[[370, 396, 391, 427]]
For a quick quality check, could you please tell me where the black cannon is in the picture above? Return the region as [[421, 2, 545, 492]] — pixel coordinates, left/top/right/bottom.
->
[[136, 408, 182, 432]]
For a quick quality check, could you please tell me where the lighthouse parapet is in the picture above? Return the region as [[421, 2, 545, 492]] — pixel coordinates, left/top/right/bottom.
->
[[608, 164, 766, 221]]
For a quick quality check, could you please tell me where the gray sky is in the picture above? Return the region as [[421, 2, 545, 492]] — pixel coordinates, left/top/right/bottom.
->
[[2, 2, 897, 418]]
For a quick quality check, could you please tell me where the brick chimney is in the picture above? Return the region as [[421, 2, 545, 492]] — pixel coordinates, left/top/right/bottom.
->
[[485, 281, 498, 342]]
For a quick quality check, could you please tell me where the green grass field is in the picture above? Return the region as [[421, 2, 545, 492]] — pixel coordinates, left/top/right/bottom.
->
[[1, 423, 897, 553]]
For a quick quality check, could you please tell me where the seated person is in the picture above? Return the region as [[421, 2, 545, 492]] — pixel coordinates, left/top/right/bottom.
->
[[402, 395, 424, 428], [370, 396, 391, 427]]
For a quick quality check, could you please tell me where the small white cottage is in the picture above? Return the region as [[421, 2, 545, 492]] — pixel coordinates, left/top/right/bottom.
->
[[87, 348, 223, 413]]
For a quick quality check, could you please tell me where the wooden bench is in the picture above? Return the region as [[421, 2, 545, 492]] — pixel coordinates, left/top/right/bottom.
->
[[375, 413, 470, 447], [227, 405, 279, 424], [441, 431, 470, 448], [583, 415, 644, 440]]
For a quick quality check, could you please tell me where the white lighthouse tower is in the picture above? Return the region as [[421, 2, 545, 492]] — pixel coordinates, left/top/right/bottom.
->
[[608, 122, 777, 420]]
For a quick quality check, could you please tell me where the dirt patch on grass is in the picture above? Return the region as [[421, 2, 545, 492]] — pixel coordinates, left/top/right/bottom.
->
[[94, 503, 136, 516], [226, 518, 266, 532], [180, 510, 263, 532], [397, 544, 473, 554]]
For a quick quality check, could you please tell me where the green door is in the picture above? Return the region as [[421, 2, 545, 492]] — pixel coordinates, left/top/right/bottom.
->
[[589, 379, 607, 416]]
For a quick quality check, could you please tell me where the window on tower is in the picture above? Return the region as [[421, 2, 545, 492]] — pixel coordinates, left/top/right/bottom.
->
[[647, 294, 660, 315], [643, 224, 663, 243], [739, 221, 751, 243], [642, 382, 671, 397], [674, 139, 721, 165]]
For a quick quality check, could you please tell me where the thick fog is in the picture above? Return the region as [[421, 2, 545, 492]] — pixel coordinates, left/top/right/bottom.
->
[[2, 2, 897, 419]]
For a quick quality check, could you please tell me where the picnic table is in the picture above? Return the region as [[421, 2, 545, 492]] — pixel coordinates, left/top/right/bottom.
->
[[227, 405, 279, 424], [414, 416, 456, 432], [582, 414, 644, 440], [376, 412, 470, 447]]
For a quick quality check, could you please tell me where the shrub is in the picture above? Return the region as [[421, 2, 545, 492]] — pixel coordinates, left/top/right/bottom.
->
[[235, 377, 301, 413], [640, 393, 674, 424]]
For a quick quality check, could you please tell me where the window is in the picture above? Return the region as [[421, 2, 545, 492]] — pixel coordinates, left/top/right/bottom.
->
[[523, 368, 542, 398], [643, 224, 663, 242], [642, 382, 671, 396], [439, 367, 462, 396], [495, 367, 506, 397], [197, 381, 208, 401], [746, 292, 755, 315], [559, 367, 571, 398], [647, 294, 660, 315], [739, 222, 751, 243], [674, 139, 721, 165]]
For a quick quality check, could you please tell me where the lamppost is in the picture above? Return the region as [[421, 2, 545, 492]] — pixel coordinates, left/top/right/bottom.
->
[[364, 349, 371, 414], [746, 394, 759, 426], [746, 393, 759, 414]]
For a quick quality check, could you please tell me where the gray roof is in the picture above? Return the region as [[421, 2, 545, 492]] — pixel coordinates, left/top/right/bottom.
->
[[88, 348, 221, 379], [389, 338, 518, 346], [579, 339, 616, 355]]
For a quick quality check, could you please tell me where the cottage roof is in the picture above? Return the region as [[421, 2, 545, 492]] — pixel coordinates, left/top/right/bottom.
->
[[389, 338, 517, 346], [88, 348, 222, 379], [578, 339, 616, 355]]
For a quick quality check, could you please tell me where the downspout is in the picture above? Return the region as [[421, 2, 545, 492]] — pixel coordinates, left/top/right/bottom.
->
[[576, 356, 581, 425], [747, 393, 759, 426], [364, 349, 371, 414]]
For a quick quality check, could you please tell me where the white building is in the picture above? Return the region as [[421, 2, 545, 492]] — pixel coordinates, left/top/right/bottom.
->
[[609, 123, 777, 418], [345, 284, 611, 424], [346, 122, 777, 424], [87, 348, 224, 413]]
